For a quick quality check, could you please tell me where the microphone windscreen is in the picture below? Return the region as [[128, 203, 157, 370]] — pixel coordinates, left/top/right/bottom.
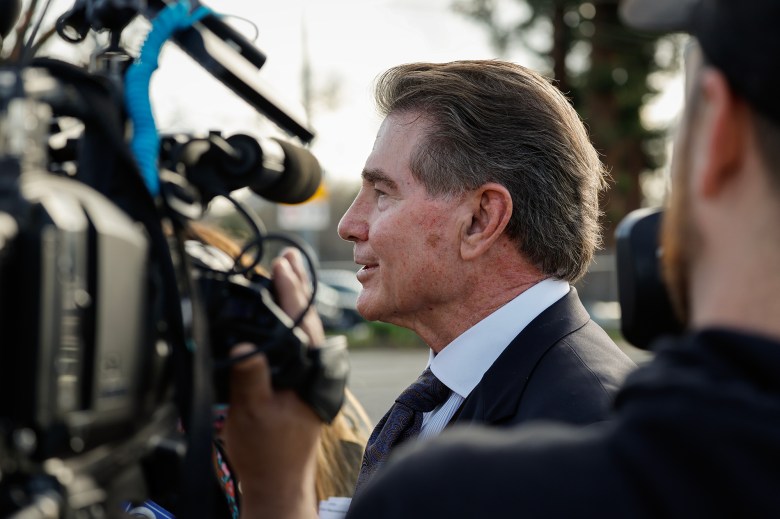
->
[[256, 139, 322, 204]]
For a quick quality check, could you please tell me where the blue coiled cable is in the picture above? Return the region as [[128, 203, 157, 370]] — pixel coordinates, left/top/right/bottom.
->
[[125, 1, 212, 197]]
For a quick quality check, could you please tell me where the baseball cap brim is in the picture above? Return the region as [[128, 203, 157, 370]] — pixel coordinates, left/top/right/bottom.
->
[[619, 0, 699, 32]]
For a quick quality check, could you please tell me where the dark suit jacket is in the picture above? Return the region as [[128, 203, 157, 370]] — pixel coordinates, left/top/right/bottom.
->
[[451, 288, 636, 427], [349, 330, 780, 519]]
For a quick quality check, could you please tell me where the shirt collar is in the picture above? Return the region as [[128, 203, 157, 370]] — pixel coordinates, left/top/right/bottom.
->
[[428, 278, 570, 398]]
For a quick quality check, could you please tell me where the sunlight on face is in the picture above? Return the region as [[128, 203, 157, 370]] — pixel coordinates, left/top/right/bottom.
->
[[337, 111, 466, 328]]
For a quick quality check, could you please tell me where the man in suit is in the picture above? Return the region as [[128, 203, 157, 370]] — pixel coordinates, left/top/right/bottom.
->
[[221, 59, 635, 515], [335, 60, 635, 490]]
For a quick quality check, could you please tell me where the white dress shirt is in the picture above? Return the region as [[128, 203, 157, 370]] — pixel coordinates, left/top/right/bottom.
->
[[322, 279, 571, 518], [418, 277, 570, 439]]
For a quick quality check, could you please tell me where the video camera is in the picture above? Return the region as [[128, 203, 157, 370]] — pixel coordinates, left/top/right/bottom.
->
[[0, 0, 348, 517], [616, 207, 684, 349]]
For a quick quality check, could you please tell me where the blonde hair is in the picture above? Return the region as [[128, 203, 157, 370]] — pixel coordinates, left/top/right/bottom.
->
[[315, 388, 372, 501]]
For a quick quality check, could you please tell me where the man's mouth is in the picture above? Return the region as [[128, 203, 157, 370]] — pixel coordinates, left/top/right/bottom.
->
[[356, 263, 378, 281]]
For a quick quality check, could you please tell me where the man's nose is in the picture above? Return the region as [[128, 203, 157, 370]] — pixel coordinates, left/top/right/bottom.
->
[[338, 195, 367, 243]]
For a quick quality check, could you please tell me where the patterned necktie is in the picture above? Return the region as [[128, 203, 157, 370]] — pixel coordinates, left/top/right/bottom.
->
[[355, 367, 452, 492]]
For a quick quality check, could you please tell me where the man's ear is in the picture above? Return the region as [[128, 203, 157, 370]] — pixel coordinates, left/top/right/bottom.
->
[[695, 69, 748, 198], [460, 183, 512, 261]]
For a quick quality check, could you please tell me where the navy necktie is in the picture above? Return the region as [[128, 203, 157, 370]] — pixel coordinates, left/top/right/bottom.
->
[[355, 367, 452, 492]]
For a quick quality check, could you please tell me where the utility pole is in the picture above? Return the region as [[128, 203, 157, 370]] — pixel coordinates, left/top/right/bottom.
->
[[295, 3, 322, 260]]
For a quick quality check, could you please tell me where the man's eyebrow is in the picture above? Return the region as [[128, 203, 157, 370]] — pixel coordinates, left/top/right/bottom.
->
[[362, 169, 398, 190]]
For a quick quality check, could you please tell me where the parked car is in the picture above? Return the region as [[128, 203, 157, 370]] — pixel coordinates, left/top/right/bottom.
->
[[315, 281, 349, 331], [316, 269, 364, 328]]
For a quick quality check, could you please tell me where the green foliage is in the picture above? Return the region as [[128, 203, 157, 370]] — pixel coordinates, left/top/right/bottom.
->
[[340, 322, 426, 350]]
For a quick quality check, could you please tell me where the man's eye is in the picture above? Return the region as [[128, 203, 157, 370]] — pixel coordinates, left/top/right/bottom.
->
[[373, 186, 387, 197]]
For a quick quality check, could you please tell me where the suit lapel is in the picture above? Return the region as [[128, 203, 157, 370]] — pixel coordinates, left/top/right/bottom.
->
[[452, 288, 590, 425]]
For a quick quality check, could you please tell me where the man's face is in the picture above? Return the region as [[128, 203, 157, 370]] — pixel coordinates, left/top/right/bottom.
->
[[337, 111, 467, 327]]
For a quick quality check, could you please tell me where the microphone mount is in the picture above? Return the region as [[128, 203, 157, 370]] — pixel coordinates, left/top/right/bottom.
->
[[159, 131, 322, 209], [143, 0, 314, 143]]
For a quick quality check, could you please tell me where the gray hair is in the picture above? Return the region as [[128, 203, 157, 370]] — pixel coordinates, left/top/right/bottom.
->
[[373, 60, 608, 282]]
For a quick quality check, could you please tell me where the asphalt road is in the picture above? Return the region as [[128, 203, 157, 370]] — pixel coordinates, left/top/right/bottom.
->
[[347, 342, 653, 426], [347, 347, 429, 425]]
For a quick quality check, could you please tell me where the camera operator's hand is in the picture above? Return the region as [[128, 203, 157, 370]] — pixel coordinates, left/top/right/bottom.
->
[[224, 342, 321, 519], [272, 247, 325, 347]]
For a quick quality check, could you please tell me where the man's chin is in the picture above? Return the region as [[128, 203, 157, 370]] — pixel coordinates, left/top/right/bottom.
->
[[355, 297, 381, 323]]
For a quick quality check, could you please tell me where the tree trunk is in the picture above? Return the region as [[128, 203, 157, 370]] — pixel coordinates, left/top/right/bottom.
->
[[550, 3, 571, 96], [580, 2, 643, 246]]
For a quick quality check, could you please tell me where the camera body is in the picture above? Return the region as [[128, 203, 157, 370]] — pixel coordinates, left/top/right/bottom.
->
[[0, 171, 154, 458], [189, 240, 348, 422], [0, 2, 348, 516], [615, 207, 684, 349]]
